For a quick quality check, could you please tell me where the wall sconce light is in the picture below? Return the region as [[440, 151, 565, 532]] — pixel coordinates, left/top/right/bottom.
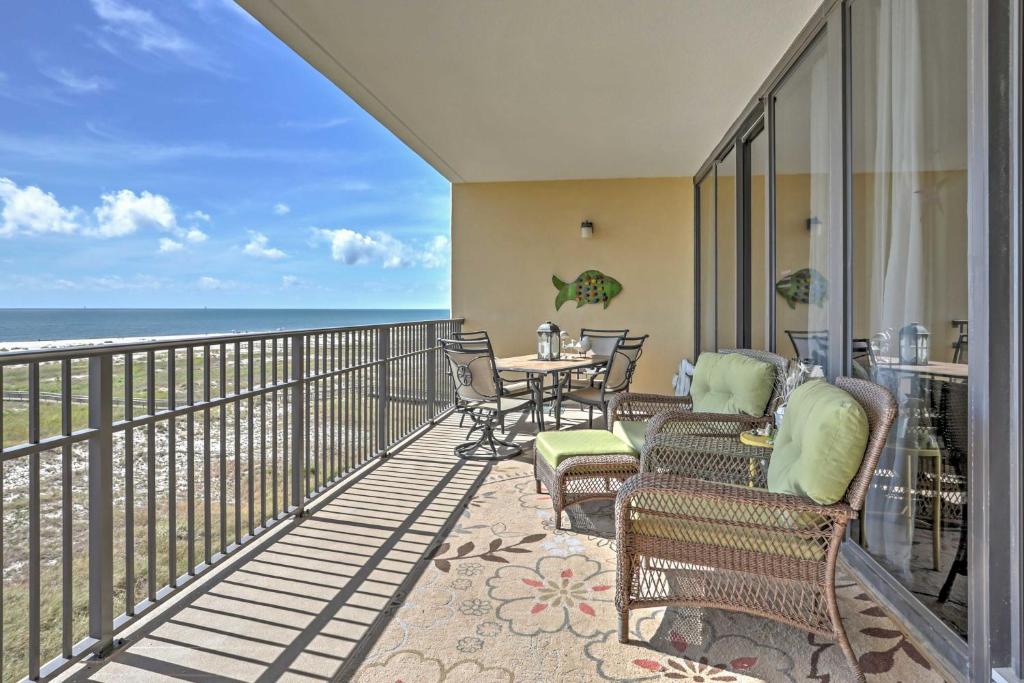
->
[[580, 220, 594, 239]]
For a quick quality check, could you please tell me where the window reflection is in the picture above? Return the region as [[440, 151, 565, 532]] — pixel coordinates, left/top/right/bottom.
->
[[749, 130, 768, 350], [698, 175, 716, 353], [717, 149, 737, 348], [849, 0, 968, 641], [772, 36, 831, 371]]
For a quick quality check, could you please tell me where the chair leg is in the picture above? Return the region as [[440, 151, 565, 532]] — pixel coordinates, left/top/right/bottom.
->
[[617, 609, 629, 644], [588, 405, 594, 428], [826, 575, 864, 682], [535, 479, 542, 494], [834, 621, 864, 683]]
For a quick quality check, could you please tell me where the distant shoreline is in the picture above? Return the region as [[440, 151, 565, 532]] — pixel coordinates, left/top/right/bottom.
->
[[0, 308, 451, 345], [0, 333, 232, 353]]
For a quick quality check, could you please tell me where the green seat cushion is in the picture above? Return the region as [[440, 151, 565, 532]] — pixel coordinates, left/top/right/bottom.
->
[[631, 491, 825, 562], [690, 352, 775, 416], [767, 380, 869, 505], [612, 420, 646, 453], [535, 429, 637, 468]]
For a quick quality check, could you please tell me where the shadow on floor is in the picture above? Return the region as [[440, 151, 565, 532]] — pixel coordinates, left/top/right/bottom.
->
[[67, 413, 538, 682]]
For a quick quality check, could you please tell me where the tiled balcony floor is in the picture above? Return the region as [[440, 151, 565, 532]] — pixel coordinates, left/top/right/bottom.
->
[[62, 410, 945, 682]]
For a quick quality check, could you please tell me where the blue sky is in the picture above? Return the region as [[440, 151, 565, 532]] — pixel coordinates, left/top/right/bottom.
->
[[0, 0, 451, 309]]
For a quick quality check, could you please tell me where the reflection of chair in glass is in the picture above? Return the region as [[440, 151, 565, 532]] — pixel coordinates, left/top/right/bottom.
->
[[951, 320, 968, 363], [851, 338, 876, 378], [440, 337, 536, 459], [785, 329, 829, 367], [936, 380, 968, 603], [564, 335, 648, 427]]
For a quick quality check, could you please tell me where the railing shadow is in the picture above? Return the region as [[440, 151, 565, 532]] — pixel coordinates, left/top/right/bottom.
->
[[67, 414, 506, 682]]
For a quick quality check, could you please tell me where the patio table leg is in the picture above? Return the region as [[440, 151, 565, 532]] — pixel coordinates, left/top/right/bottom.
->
[[555, 371, 563, 430], [534, 372, 546, 431]]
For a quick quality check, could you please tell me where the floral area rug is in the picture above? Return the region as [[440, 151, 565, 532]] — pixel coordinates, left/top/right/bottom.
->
[[353, 451, 945, 683]]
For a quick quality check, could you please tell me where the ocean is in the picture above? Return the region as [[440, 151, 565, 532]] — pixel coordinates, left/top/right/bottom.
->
[[0, 308, 451, 342]]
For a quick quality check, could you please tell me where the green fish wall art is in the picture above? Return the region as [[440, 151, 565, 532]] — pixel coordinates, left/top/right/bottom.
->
[[775, 267, 828, 309], [552, 270, 623, 310]]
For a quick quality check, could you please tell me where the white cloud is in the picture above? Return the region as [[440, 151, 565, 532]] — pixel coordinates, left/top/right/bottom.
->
[[0, 177, 210, 246], [158, 237, 183, 253], [243, 232, 286, 259], [91, 188, 176, 237], [313, 228, 449, 269], [420, 235, 449, 269], [2, 273, 165, 291], [337, 180, 372, 192], [314, 228, 402, 267], [187, 209, 210, 222], [281, 275, 301, 288], [0, 130, 336, 167], [273, 202, 290, 216], [0, 178, 82, 237], [197, 275, 235, 290], [280, 117, 350, 131], [41, 67, 111, 94], [90, 0, 223, 73]]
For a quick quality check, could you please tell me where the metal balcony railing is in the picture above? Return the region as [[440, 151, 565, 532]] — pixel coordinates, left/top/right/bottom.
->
[[0, 317, 463, 682]]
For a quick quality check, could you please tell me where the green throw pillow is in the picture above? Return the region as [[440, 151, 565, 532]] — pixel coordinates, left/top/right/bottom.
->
[[690, 352, 775, 416], [767, 380, 870, 505]]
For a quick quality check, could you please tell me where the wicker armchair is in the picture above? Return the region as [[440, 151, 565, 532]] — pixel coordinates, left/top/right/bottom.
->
[[608, 348, 788, 440], [614, 377, 897, 682]]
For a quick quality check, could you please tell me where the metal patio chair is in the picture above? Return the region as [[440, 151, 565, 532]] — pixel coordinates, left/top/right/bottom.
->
[[563, 335, 648, 427], [450, 330, 532, 428], [440, 337, 536, 459]]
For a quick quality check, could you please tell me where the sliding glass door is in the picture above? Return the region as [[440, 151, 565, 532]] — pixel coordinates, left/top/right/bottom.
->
[[771, 35, 832, 371], [697, 174, 716, 353], [716, 148, 738, 348], [847, 0, 969, 642], [748, 128, 769, 350]]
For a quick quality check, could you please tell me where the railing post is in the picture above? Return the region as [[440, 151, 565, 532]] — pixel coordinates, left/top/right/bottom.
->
[[377, 326, 390, 456], [88, 354, 114, 656], [290, 334, 304, 515], [426, 322, 437, 421]]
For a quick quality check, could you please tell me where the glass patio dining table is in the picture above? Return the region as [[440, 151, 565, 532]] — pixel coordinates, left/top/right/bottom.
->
[[494, 354, 609, 430]]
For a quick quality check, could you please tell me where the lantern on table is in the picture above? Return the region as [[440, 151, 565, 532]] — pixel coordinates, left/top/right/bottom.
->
[[899, 322, 930, 366], [537, 321, 562, 361]]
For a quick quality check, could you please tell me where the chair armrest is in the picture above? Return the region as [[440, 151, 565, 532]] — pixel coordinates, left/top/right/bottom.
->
[[645, 410, 771, 440], [608, 392, 693, 426], [639, 431, 772, 486], [615, 473, 853, 542]]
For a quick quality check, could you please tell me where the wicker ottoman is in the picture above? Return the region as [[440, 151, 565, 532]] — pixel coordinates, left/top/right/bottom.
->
[[534, 430, 640, 530]]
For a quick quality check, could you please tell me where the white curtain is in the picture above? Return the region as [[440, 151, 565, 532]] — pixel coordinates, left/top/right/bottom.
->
[[861, 0, 925, 577]]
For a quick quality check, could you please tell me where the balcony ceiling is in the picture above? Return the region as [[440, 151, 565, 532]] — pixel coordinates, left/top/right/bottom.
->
[[238, 0, 822, 182]]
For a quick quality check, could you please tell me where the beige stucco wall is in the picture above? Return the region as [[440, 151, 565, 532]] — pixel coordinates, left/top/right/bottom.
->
[[451, 178, 694, 394]]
